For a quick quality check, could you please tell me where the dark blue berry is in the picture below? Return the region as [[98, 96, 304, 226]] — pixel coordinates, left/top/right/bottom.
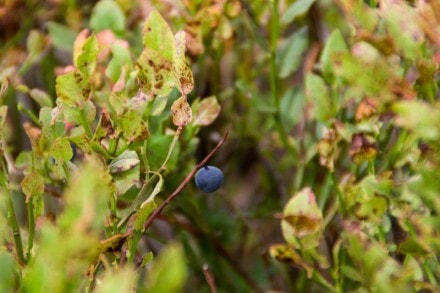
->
[[195, 165, 224, 193]]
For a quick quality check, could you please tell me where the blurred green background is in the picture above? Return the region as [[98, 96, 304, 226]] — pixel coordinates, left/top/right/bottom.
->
[[1, 0, 440, 292]]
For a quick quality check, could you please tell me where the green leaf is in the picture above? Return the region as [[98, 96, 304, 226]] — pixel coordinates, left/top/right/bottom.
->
[[147, 135, 179, 171], [150, 95, 168, 116], [133, 199, 157, 231], [192, 96, 221, 126], [145, 244, 187, 293], [24, 30, 46, 68], [55, 70, 91, 106], [75, 34, 99, 77], [29, 89, 53, 108], [0, 251, 19, 293], [106, 43, 132, 83], [140, 252, 154, 269], [173, 30, 194, 95], [278, 27, 309, 78], [281, 0, 316, 24], [305, 73, 334, 122], [280, 88, 304, 132], [381, 2, 423, 60], [58, 158, 114, 232], [63, 100, 96, 125], [47, 21, 76, 52], [355, 196, 388, 222], [332, 52, 392, 96], [340, 265, 363, 282], [95, 267, 138, 293], [320, 30, 348, 79], [137, 10, 176, 96], [21, 171, 44, 200], [110, 151, 141, 195], [393, 101, 440, 141], [119, 110, 150, 142], [109, 150, 140, 174], [50, 137, 73, 162], [90, 0, 126, 35]]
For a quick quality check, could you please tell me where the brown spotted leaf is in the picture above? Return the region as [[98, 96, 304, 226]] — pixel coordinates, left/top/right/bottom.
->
[[171, 96, 192, 127], [0, 106, 7, 140], [137, 10, 176, 96], [281, 187, 323, 249], [55, 70, 91, 106], [109, 150, 140, 174], [174, 30, 194, 95], [22, 171, 45, 202], [269, 244, 314, 278]]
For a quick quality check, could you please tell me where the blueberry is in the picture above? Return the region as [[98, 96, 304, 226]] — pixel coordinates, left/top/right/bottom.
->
[[195, 165, 224, 193]]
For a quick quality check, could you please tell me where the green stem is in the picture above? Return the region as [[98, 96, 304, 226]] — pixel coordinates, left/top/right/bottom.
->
[[26, 197, 35, 262], [331, 172, 345, 216], [159, 131, 181, 172], [422, 260, 438, 285], [312, 270, 337, 292], [4, 186, 26, 264], [17, 103, 41, 126], [127, 232, 142, 264], [0, 147, 26, 264], [117, 130, 181, 229]]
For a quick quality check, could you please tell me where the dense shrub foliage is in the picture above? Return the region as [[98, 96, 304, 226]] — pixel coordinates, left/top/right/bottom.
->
[[0, 0, 439, 292]]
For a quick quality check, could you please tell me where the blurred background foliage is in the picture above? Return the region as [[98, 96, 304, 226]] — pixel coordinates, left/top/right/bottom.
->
[[1, 0, 440, 292]]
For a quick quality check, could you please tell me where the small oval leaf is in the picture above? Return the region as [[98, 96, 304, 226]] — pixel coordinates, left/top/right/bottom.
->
[[171, 96, 192, 127]]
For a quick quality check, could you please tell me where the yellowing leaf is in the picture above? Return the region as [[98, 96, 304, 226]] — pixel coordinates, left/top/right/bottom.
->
[[22, 172, 44, 202], [0, 106, 7, 139], [193, 96, 221, 126], [75, 33, 99, 77], [174, 30, 194, 95], [50, 137, 73, 162], [137, 10, 175, 96], [281, 187, 324, 249], [119, 110, 150, 142], [133, 200, 157, 231], [55, 70, 91, 106], [171, 96, 192, 127]]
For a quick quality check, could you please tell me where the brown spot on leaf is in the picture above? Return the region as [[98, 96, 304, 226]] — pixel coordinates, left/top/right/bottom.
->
[[349, 133, 379, 164]]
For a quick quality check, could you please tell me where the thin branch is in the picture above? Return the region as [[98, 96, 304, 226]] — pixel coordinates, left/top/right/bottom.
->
[[203, 264, 217, 293], [142, 131, 229, 231]]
